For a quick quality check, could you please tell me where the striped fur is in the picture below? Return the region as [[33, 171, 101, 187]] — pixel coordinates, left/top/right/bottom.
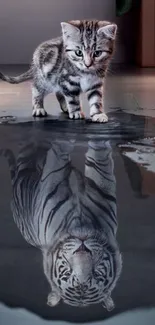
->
[[0, 20, 117, 122], [0, 68, 33, 84], [0, 140, 122, 310]]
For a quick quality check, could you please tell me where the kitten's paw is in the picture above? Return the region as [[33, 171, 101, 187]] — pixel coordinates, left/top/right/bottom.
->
[[32, 108, 47, 117], [69, 111, 84, 120], [60, 104, 68, 114], [91, 113, 108, 123]]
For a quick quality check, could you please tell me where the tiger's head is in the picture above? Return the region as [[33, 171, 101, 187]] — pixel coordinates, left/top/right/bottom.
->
[[44, 227, 122, 311]]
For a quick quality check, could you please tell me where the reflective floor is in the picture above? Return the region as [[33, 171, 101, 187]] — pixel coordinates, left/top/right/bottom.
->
[[0, 112, 155, 323]]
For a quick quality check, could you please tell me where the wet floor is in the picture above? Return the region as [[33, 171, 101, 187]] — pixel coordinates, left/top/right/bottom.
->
[[0, 111, 155, 323]]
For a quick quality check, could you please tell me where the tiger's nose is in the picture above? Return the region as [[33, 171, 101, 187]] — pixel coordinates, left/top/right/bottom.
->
[[74, 243, 91, 254]]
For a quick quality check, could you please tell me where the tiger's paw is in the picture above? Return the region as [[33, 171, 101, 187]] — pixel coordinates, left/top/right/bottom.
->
[[47, 291, 61, 307], [102, 296, 115, 312]]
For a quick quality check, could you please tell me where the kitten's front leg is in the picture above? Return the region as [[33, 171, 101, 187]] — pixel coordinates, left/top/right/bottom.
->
[[63, 90, 84, 120], [56, 92, 68, 114], [32, 85, 47, 117], [87, 84, 108, 123]]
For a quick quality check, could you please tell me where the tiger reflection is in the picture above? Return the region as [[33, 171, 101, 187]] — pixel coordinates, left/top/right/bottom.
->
[[0, 139, 122, 310]]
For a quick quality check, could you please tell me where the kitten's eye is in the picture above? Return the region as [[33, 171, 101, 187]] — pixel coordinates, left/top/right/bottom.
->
[[75, 50, 83, 57], [93, 51, 102, 58]]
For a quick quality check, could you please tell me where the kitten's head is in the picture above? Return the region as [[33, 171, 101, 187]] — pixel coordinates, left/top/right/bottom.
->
[[61, 20, 117, 73]]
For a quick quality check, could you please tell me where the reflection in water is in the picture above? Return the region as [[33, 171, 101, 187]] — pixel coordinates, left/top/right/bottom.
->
[[119, 139, 155, 173], [119, 138, 155, 196], [0, 139, 122, 310]]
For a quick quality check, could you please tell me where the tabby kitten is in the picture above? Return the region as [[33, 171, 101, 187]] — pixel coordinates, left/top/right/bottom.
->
[[0, 20, 117, 122]]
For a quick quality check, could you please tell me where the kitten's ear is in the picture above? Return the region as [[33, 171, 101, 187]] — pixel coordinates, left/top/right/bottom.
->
[[102, 295, 115, 311], [98, 24, 117, 40], [61, 22, 80, 40]]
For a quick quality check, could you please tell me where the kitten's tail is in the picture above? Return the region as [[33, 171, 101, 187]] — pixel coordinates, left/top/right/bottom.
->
[[0, 68, 33, 84]]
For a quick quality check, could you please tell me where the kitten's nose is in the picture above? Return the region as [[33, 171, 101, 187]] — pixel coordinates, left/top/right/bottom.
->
[[84, 62, 92, 68], [84, 54, 92, 68]]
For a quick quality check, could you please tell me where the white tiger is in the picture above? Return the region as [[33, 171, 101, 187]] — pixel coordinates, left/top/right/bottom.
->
[[0, 139, 122, 311]]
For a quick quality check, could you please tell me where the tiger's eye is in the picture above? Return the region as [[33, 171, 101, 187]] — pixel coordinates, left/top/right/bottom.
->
[[94, 271, 99, 277], [65, 271, 71, 277], [75, 50, 83, 57]]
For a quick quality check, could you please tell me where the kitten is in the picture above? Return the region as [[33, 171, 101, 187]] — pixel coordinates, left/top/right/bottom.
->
[[0, 20, 117, 122]]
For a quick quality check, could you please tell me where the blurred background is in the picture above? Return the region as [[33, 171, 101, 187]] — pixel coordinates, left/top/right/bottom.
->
[[0, 0, 154, 67]]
